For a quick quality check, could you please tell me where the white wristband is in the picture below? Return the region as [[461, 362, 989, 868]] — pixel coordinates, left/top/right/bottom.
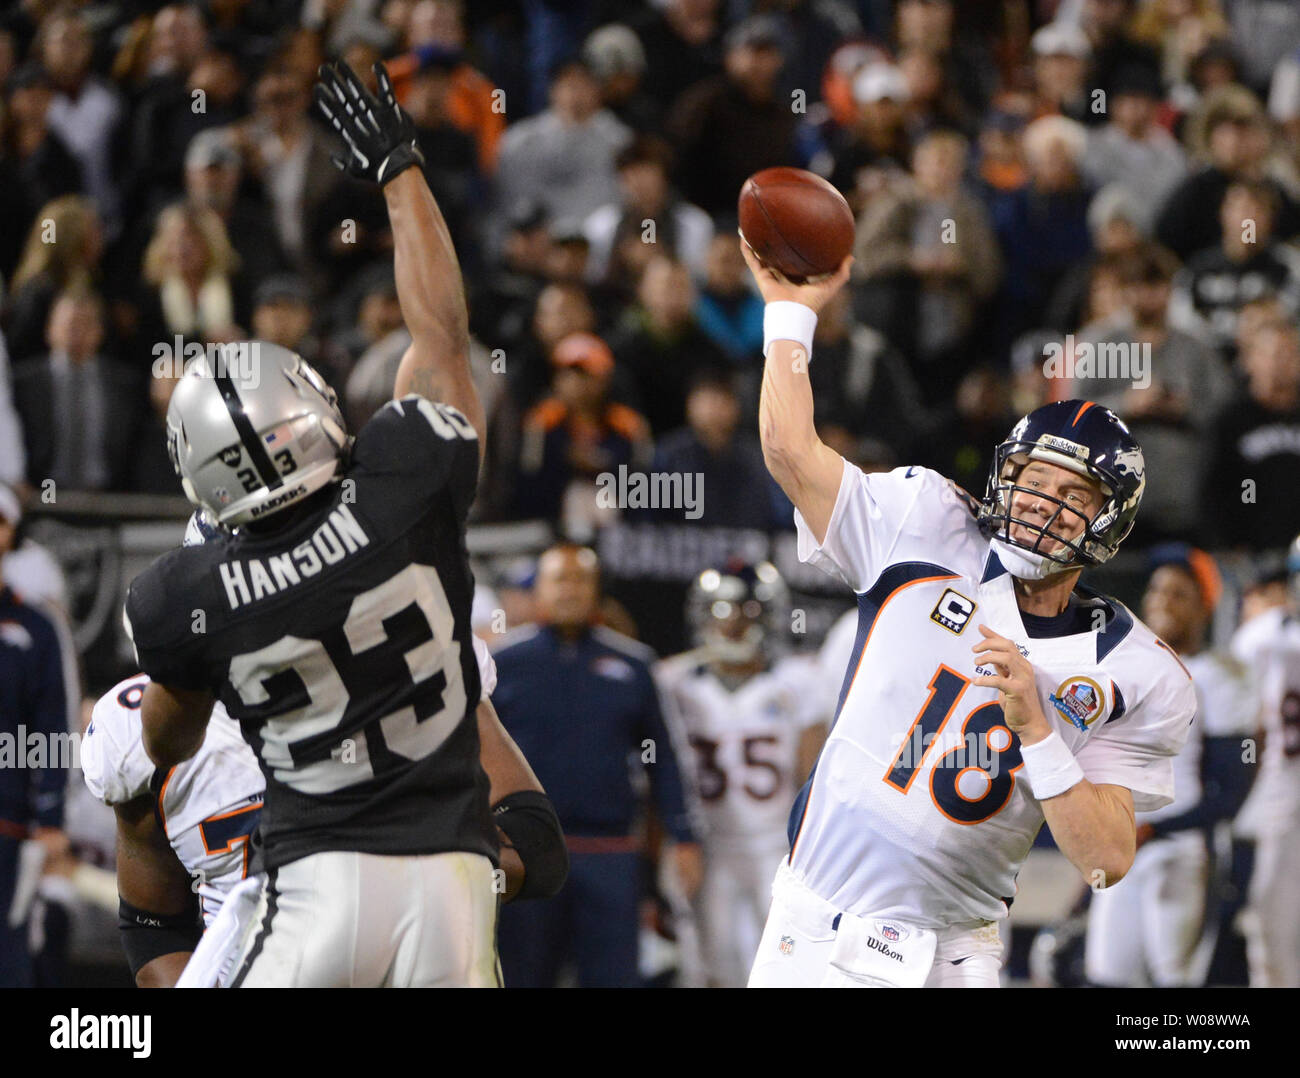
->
[[1018, 731, 1085, 800], [763, 301, 818, 359]]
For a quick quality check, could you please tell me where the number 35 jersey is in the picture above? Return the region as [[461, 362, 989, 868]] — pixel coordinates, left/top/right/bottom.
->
[[789, 463, 1196, 930], [123, 397, 494, 871], [656, 654, 824, 848]]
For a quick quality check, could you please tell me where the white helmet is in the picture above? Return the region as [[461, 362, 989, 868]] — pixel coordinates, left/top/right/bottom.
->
[[166, 342, 348, 527]]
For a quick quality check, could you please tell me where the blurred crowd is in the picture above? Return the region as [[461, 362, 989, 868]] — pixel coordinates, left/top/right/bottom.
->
[[3, 0, 1300, 988], [0, 0, 1296, 555]]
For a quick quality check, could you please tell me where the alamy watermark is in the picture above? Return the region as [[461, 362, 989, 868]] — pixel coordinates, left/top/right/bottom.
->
[[151, 337, 262, 386], [596, 465, 703, 520], [1042, 334, 1150, 390]]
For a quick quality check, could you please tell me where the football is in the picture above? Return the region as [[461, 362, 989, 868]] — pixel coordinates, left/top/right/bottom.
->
[[737, 167, 855, 283]]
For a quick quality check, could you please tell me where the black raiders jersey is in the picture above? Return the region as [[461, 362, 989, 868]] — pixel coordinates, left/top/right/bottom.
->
[[125, 397, 496, 871]]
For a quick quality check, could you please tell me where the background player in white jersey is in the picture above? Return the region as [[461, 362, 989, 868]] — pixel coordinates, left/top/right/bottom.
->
[[1231, 534, 1300, 987], [657, 562, 827, 987], [87, 514, 565, 987], [1085, 546, 1258, 986], [741, 246, 1196, 988]]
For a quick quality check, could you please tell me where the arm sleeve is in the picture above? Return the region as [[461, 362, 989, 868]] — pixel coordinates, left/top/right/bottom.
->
[[123, 566, 211, 691], [26, 612, 69, 828], [1073, 662, 1198, 813], [639, 666, 697, 844]]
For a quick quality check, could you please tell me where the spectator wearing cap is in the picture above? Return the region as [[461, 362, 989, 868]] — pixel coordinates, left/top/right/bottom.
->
[[1043, 183, 1145, 332], [513, 332, 652, 530], [974, 95, 1030, 194], [607, 255, 732, 436], [471, 199, 552, 360], [582, 23, 660, 134], [985, 115, 1094, 353], [1082, 65, 1188, 234], [667, 16, 799, 217], [1029, 21, 1093, 125], [583, 136, 713, 295], [651, 369, 788, 530], [1204, 316, 1300, 550], [11, 288, 140, 494], [0, 483, 73, 987], [826, 62, 912, 216], [0, 63, 84, 271], [853, 127, 1001, 398], [252, 274, 345, 387], [1170, 178, 1300, 356], [181, 127, 290, 294], [332, 264, 404, 366], [383, 1, 505, 175], [1077, 0, 1162, 122], [1073, 243, 1232, 542], [694, 233, 765, 365], [628, 0, 724, 117], [37, 10, 124, 238], [496, 59, 632, 231], [1155, 85, 1300, 260]]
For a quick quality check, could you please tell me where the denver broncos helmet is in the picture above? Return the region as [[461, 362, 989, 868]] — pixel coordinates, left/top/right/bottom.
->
[[979, 399, 1146, 575], [687, 560, 787, 664]]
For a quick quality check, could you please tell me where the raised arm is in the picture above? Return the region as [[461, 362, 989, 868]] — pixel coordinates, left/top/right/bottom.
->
[[313, 61, 484, 453], [741, 241, 851, 544]]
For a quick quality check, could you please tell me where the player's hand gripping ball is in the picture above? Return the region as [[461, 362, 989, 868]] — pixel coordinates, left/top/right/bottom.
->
[[972, 625, 1051, 742], [737, 167, 856, 283]]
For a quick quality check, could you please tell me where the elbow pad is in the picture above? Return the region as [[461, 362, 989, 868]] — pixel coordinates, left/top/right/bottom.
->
[[492, 790, 568, 901], [118, 896, 203, 978]]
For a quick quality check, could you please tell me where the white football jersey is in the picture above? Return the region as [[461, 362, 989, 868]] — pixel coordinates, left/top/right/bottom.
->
[[1231, 606, 1300, 829], [657, 653, 825, 847], [1142, 650, 1258, 825], [82, 675, 264, 926], [81, 637, 500, 925], [789, 463, 1196, 930]]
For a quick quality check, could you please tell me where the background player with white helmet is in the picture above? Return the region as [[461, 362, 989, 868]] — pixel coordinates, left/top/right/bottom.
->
[[1084, 546, 1258, 986], [87, 513, 563, 987], [1231, 533, 1300, 987], [122, 60, 544, 987], [741, 246, 1196, 988], [656, 561, 827, 987]]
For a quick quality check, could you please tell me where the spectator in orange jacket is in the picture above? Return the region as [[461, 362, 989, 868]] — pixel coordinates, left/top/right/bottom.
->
[[514, 332, 651, 534]]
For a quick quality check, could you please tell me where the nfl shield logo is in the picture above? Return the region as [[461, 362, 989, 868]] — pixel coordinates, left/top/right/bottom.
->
[[779, 935, 795, 956], [882, 925, 900, 942]]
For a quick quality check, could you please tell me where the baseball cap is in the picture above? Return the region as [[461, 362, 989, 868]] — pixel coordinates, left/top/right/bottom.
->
[[254, 274, 311, 307], [552, 332, 614, 377], [724, 15, 783, 54], [1031, 22, 1091, 60], [853, 63, 909, 105], [583, 23, 646, 79]]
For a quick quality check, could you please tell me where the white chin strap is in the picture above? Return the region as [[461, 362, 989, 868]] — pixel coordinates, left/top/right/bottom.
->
[[990, 537, 1076, 580]]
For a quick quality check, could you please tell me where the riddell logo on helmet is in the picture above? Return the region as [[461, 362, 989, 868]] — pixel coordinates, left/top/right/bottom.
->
[[248, 483, 308, 517]]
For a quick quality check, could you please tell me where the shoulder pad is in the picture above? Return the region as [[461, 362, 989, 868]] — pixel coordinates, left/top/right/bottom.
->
[[82, 675, 156, 806]]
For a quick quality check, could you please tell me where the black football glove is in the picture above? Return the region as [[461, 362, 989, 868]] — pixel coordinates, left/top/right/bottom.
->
[[314, 60, 425, 186]]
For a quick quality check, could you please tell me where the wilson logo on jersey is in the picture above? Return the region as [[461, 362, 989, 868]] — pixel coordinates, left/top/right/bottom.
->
[[1049, 676, 1105, 730], [930, 589, 976, 635]]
